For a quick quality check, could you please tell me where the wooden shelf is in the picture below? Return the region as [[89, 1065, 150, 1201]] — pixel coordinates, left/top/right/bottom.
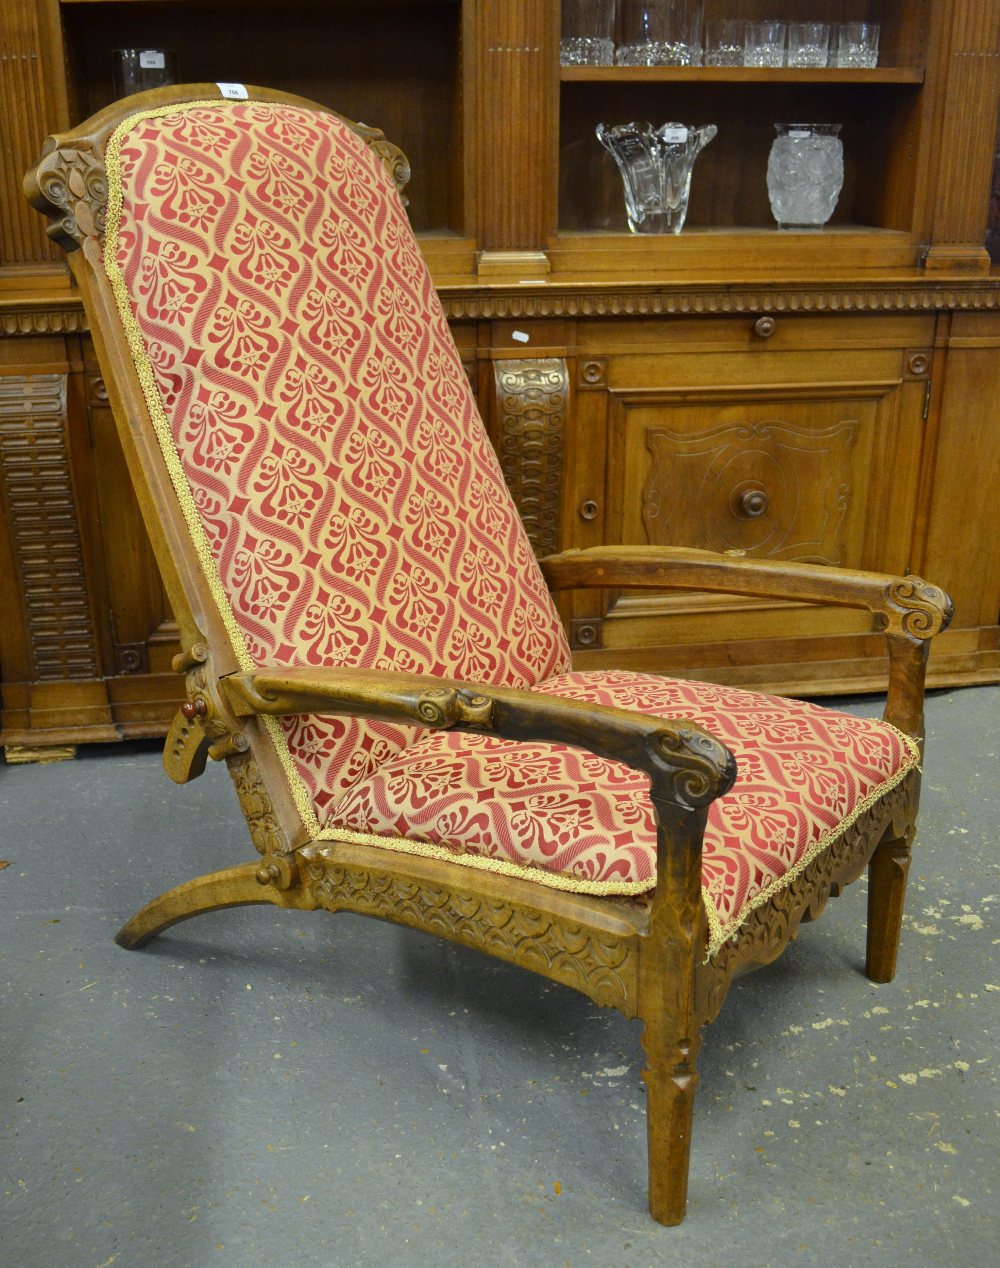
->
[[547, 227, 918, 275], [560, 66, 925, 85]]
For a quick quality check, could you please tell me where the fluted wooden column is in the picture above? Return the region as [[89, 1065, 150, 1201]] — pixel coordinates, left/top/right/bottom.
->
[[923, 1, 1000, 271], [474, 0, 557, 273], [0, 0, 61, 268]]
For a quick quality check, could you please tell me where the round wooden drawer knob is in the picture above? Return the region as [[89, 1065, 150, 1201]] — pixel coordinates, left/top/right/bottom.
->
[[753, 315, 776, 339], [740, 489, 769, 518]]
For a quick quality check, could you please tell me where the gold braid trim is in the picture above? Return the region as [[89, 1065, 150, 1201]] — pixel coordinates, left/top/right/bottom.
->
[[102, 104, 921, 954]]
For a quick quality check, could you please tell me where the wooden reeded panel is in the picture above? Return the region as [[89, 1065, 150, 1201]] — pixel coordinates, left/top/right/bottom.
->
[[478, 2, 551, 249], [0, 0, 59, 266], [925, 2, 1000, 264], [0, 375, 99, 680]]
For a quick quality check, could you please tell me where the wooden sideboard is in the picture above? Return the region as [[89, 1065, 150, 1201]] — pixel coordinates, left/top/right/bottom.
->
[[2, 0, 999, 760]]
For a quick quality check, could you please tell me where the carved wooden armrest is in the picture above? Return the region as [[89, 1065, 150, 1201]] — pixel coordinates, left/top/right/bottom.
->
[[221, 666, 737, 815], [540, 546, 954, 744], [540, 546, 954, 640]]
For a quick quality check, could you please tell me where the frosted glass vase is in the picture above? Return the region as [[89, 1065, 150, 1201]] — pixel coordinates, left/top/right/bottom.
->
[[766, 123, 844, 229]]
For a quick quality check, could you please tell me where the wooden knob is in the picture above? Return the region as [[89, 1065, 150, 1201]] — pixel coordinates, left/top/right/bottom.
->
[[579, 499, 599, 521], [255, 863, 280, 887], [753, 315, 776, 339], [739, 489, 769, 518]]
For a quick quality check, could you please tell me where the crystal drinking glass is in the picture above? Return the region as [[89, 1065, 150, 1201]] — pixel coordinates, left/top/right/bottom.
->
[[787, 22, 829, 68], [616, 0, 704, 67], [744, 20, 786, 68], [831, 22, 879, 69], [561, 0, 617, 67], [705, 19, 744, 68]]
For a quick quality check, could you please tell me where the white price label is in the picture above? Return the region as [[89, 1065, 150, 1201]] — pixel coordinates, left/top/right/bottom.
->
[[659, 126, 689, 144], [788, 130, 812, 139], [217, 82, 249, 100], [139, 51, 166, 69]]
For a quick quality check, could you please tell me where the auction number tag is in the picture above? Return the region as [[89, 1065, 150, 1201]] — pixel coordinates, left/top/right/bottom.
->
[[217, 82, 249, 100]]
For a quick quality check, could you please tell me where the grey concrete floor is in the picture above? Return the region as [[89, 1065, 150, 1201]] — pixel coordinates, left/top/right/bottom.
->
[[1, 686, 997, 1268]]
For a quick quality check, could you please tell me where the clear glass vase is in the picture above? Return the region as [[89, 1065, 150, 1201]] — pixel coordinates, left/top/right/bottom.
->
[[766, 123, 844, 229], [596, 121, 717, 234]]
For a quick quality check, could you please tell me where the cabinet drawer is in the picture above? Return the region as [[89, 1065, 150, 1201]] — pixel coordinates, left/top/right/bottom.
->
[[579, 312, 935, 357]]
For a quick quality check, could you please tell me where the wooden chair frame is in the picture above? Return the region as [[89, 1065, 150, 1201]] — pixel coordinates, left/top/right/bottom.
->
[[25, 85, 954, 1226]]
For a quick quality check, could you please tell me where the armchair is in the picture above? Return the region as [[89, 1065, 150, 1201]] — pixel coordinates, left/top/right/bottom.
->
[[25, 85, 952, 1225]]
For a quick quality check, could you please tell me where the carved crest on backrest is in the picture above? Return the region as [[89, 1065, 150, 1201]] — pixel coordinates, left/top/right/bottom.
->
[[30, 141, 108, 252], [26, 108, 410, 255], [354, 125, 411, 203]]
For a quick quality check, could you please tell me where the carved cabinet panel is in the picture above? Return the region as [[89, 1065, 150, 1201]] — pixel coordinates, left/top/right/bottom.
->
[[566, 314, 935, 688], [633, 399, 870, 566]]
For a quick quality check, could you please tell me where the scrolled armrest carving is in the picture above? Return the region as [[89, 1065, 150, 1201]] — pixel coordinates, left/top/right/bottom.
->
[[416, 688, 494, 729], [222, 668, 737, 814], [648, 727, 738, 811], [882, 578, 955, 641], [229, 673, 491, 731]]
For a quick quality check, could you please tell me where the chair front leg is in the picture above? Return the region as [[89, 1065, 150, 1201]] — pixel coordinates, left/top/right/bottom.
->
[[639, 799, 709, 1225], [641, 1013, 705, 1225], [865, 825, 915, 983]]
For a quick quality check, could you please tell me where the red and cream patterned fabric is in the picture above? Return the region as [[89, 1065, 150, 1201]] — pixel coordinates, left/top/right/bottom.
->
[[104, 101, 570, 818], [328, 673, 918, 954]]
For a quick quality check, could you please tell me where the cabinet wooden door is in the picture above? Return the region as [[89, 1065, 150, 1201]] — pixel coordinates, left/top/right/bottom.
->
[[566, 313, 935, 691]]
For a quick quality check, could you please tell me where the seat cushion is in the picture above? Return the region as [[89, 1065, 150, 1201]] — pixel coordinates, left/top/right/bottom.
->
[[322, 671, 919, 954]]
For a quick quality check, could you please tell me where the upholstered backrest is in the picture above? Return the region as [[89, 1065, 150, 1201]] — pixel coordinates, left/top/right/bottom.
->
[[102, 99, 570, 822]]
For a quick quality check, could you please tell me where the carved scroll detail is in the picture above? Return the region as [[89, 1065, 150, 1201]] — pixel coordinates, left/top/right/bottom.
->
[[417, 687, 494, 728], [227, 752, 291, 858], [358, 130, 411, 203], [649, 727, 738, 810], [31, 141, 108, 251], [884, 578, 955, 640], [493, 359, 568, 557], [302, 854, 637, 1010]]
